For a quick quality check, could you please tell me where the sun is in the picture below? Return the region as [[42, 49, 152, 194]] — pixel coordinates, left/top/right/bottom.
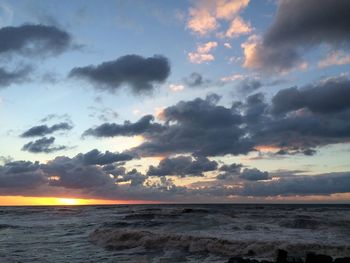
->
[[57, 198, 81, 205]]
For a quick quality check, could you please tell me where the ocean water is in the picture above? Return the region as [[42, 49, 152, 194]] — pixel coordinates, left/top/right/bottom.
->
[[0, 204, 349, 263]]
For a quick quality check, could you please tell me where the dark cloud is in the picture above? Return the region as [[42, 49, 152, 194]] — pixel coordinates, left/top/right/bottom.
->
[[84, 74, 350, 158], [115, 169, 147, 186], [21, 137, 67, 153], [147, 156, 218, 177], [83, 115, 163, 138], [135, 95, 252, 157], [0, 66, 33, 88], [43, 156, 114, 189], [276, 148, 317, 156], [69, 54, 171, 94], [41, 149, 134, 190], [265, 0, 350, 48], [216, 165, 268, 181], [0, 161, 46, 188], [272, 75, 350, 115], [235, 78, 262, 94], [216, 163, 242, 180], [75, 149, 133, 165], [184, 72, 210, 87], [0, 24, 72, 57], [0, 153, 350, 201], [239, 168, 269, 181], [21, 122, 73, 137], [235, 172, 350, 197], [245, 0, 350, 72]]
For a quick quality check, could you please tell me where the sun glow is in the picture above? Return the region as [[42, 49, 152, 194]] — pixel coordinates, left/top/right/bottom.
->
[[57, 198, 81, 205], [0, 196, 154, 206]]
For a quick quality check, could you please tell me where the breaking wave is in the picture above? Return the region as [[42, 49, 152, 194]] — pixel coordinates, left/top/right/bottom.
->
[[90, 228, 350, 259]]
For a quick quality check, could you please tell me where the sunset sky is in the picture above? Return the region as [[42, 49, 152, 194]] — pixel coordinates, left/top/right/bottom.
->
[[1, 0, 350, 205]]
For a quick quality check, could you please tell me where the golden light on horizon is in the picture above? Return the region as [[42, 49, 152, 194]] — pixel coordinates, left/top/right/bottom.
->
[[0, 196, 158, 206], [57, 198, 81, 205]]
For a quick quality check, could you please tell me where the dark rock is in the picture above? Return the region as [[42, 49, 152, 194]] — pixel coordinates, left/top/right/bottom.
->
[[227, 257, 248, 263], [287, 256, 303, 263], [334, 258, 350, 263], [306, 253, 333, 263], [276, 249, 288, 263]]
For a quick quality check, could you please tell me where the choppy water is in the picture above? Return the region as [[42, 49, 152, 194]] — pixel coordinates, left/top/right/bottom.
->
[[0, 204, 349, 263]]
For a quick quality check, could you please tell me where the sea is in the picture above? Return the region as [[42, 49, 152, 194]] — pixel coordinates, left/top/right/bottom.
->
[[0, 204, 349, 263]]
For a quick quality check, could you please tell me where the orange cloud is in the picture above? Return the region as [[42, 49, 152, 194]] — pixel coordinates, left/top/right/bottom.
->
[[187, 7, 217, 36], [187, 0, 250, 36], [225, 16, 252, 38], [318, 50, 350, 68], [188, 41, 218, 64], [216, 0, 250, 20], [241, 34, 261, 69]]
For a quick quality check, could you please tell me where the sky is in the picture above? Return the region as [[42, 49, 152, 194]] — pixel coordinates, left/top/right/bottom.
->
[[0, 0, 350, 205]]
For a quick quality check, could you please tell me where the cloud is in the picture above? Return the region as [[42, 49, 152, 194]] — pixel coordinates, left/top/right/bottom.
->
[[88, 106, 119, 122], [169, 84, 185, 92], [220, 73, 244, 83], [115, 169, 147, 186], [147, 156, 218, 177], [224, 43, 232, 49], [21, 122, 73, 137], [69, 54, 171, 94], [187, 0, 250, 36], [216, 164, 268, 181], [188, 42, 217, 64], [131, 94, 253, 157], [0, 66, 32, 88], [264, 0, 350, 48], [85, 94, 253, 157], [0, 161, 45, 189], [43, 156, 114, 189], [235, 77, 262, 94], [184, 72, 211, 87], [318, 51, 350, 68], [272, 75, 350, 115], [187, 6, 217, 36], [75, 149, 133, 165], [242, 0, 350, 73], [242, 85, 350, 151], [84, 74, 350, 158], [83, 115, 164, 138], [216, 163, 242, 180], [39, 114, 71, 123], [235, 172, 350, 197], [22, 137, 67, 153], [241, 35, 302, 74], [0, 24, 72, 57], [0, 153, 350, 201], [239, 168, 269, 181], [225, 16, 252, 38]]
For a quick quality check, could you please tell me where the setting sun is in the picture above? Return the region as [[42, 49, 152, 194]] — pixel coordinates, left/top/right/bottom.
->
[[57, 198, 81, 205]]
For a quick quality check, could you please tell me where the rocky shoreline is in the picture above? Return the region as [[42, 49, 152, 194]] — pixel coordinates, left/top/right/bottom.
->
[[228, 249, 350, 263]]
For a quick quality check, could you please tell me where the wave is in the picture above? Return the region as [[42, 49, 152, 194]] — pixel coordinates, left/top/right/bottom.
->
[[90, 228, 350, 259]]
